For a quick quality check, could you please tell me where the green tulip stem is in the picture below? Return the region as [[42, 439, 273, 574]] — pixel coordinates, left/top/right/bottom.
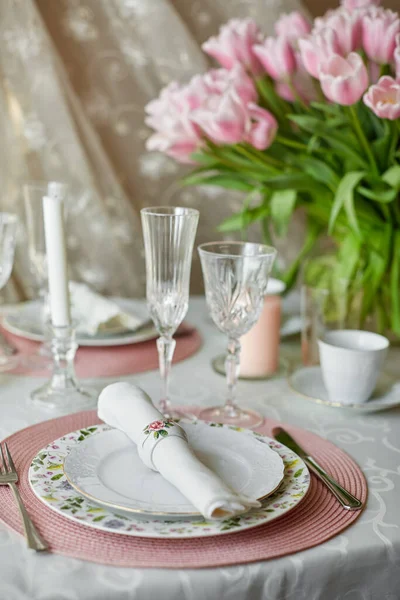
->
[[235, 145, 282, 171], [288, 81, 309, 112], [348, 105, 379, 175]]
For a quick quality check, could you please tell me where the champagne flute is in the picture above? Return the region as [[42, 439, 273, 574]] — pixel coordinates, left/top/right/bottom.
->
[[198, 241, 277, 428], [141, 207, 199, 417]]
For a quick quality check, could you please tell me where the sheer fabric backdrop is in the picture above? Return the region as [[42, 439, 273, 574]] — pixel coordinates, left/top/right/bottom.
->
[[0, 0, 305, 299]]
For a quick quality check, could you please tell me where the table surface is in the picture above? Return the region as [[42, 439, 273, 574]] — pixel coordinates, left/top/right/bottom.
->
[[0, 297, 399, 600]]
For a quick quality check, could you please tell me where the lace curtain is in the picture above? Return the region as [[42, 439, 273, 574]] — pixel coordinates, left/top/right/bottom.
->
[[0, 0, 304, 299]]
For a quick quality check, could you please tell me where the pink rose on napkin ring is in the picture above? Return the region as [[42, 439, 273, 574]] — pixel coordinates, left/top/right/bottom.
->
[[139, 420, 188, 470], [143, 419, 175, 439]]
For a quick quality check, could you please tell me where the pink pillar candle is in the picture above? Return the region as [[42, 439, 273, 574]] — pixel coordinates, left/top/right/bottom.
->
[[240, 279, 285, 377]]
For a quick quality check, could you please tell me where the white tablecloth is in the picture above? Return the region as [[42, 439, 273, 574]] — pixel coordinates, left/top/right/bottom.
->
[[0, 297, 399, 600]]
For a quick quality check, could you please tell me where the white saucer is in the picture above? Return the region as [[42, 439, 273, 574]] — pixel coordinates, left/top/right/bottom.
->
[[3, 298, 158, 347], [63, 421, 285, 518], [288, 365, 400, 412]]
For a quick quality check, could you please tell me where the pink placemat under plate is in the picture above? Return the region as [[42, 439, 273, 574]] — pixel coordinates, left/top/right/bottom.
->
[[0, 409, 367, 569], [0, 324, 201, 378]]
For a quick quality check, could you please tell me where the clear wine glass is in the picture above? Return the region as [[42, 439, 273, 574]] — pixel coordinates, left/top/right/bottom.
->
[[198, 241, 277, 428], [141, 206, 199, 418], [0, 213, 19, 371]]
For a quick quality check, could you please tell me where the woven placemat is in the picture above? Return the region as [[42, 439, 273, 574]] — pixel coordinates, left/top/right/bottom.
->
[[0, 409, 367, 568], [0, 323, 201, 378]]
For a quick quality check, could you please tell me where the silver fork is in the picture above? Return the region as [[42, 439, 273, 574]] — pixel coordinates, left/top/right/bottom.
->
[[0, 442, 48, 551]]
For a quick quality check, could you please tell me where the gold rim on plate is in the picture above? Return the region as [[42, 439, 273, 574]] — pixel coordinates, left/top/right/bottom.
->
[[62, 432, 285, 518]]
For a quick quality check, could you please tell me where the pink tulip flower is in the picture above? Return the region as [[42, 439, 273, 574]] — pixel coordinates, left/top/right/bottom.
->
[[395, 34, 400, 81], [319, 52, 369, 105], [204, 65, 257, 105], [314, 8, 343, 31], [253, 36, 297, 81], [202, 18, 264, 75], [299, 29, 342, 79], [191, 90, 249, 145], [274, 11, 312, 41], [316, 11, 362, 55], [341, 0, 380, 9], [145, 81, 204, 163], [191, 89, 277, 150], [246, 104, 278, 150], [275, 56, 318, 103], [364, 76, 400, 119], [362, 7, 400, 64]]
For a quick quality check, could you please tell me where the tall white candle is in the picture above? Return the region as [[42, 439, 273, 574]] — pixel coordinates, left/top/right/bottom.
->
[[42, 195, 71, 327]]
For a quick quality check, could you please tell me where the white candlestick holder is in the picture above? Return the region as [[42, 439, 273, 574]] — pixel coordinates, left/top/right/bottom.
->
[[30, 323, 97, 412]]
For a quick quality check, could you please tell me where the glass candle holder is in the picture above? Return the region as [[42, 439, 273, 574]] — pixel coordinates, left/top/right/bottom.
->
[[30, 323, 97, 412]]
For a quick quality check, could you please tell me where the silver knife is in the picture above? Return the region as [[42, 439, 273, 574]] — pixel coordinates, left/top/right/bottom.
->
[[274, 427, 363, 511]]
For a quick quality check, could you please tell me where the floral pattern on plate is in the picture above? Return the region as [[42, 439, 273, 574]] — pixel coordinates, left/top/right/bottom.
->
[[28, 423, 310, 539]]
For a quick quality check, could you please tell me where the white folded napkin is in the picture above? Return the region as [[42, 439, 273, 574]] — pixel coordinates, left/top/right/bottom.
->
[[69, 282, 148, 335], [97, 382, 261, 520]]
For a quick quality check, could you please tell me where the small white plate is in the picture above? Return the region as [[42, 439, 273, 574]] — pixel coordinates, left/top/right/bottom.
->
[[288, 365, 400, 412], [63, 422, 285, 518], [29, 423, 310, 539], [3, 298, 158, 347], [280, 315, 302, 338]]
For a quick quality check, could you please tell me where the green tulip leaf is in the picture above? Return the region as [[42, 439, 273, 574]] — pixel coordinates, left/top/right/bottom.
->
[[218, 204, 269, 233], [391, 231, 400, 334], [297, 156, 340, 190], [182, 172, 254, 191], [358, 185, 397, 204], [329, 171, 365, 236], [270, 189, 297, 237], [382, 165, 400, 192]]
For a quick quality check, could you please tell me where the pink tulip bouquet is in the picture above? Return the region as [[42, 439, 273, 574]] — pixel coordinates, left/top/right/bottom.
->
[[145, 0, 400, 336]]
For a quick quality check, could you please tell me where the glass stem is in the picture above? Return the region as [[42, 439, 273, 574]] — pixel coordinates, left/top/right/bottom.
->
[[49, 326, 79, 391], [157, 335, 176, 414], [225, 338, 241, 415], [40, 287, 50, 325]]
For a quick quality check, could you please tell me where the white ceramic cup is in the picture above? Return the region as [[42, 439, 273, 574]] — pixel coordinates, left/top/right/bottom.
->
[[318, 329, 389, 404]]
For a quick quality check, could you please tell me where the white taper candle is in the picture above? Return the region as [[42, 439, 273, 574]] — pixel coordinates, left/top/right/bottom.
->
[[42, 195, 71, 327]]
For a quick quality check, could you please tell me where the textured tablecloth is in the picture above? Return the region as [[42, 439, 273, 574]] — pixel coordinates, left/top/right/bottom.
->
[[0, 297, 399, 600]]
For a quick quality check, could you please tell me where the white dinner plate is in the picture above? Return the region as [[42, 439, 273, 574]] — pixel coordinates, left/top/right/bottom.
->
[[288, 365, 400, 412], [3, 298, 158, 347], [29, 423, 310, 539], [63, 422, 285, 518]]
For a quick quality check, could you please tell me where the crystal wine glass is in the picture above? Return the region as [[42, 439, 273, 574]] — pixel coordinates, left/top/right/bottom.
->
[[198, 241, 277, 428], [141, 206, 199, 417], [0, 213, 19, 371]]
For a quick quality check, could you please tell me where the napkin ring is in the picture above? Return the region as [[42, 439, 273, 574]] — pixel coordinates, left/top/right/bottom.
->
[[138, 419, 188, 471]]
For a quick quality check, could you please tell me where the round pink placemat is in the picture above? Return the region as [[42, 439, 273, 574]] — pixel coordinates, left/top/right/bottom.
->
[[0, 324, 201, 378], [0, 409, 367, 569]]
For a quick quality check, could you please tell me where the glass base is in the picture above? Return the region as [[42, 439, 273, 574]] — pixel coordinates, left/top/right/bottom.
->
[[20, 353, 52, 371], [0, 352, 52, 372], [160, 405, 197, 421], [31, 381, 97, 412], [212, 354, 290, 381], [0, 355, 19, 372], [199, 405, 264, 428]]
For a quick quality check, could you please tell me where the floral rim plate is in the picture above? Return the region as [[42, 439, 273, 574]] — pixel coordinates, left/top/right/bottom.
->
[[62, 421, 285, 517], [28, 423, 310, 539], [288, 366, 400, 412], [3, 298, 157, 347]]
